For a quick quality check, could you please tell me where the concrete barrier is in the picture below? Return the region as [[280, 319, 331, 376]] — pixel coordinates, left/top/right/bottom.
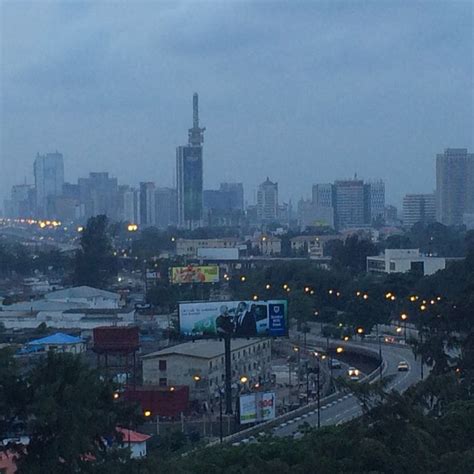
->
[[215, 339, 386, 445]]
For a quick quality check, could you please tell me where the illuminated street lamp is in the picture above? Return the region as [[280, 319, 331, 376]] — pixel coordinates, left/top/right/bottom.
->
[[420, 304, 427, 311], [144, 410, 152, 418], [239, 375, 248, 384], [265, 284, 271, 290], [253, 295, 258, 301], [343, 336, 350, 341], [169, 386, 176, 392], [363, 294, 369, 300], [240, 276, 246, 282], [193, 375, 201, 382], [304, 286, 310, 293], [113, 392, 120, 400], [336, 347, 344, 354], [357, 327, 364, 334], [283, 283, 288, 290]]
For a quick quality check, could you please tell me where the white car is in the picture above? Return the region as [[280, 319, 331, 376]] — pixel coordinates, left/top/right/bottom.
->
[[348, 367, 360, 381], [397, 361, 409, 371]]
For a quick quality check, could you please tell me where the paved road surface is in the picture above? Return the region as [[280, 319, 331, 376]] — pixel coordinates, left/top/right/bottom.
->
[[272, 343, 421, 438]]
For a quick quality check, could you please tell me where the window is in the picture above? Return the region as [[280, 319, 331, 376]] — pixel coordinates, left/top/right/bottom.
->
[[209, 379, 213, 387], [209, 361, 213, 369], [232, 353, 236, 360], [159, 377, 167, 387], [221, 357, 224, 364], [221, 374, 225, 381], [263, 342, 266, 349], [243, 349, 246, 356], [248, 364, 251, 371], [159, 360, 167, 371]]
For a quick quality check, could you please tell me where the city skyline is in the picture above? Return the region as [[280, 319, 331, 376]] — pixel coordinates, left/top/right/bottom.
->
[[1, 2, 472, 207]]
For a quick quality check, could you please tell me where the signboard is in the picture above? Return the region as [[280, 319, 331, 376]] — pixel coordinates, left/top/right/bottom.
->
[[239, 392, 276, 425], [170, 265, 219, 284], [178, 300, 288, 338]]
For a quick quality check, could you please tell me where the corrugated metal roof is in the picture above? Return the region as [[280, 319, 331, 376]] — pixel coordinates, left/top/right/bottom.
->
[[27, 332, 83, 345]]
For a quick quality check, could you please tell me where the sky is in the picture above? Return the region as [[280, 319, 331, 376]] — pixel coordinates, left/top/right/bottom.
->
[[1, 0, 473, 209]]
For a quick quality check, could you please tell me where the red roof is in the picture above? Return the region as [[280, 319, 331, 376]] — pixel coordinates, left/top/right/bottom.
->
[[116, 427, 151, 443]]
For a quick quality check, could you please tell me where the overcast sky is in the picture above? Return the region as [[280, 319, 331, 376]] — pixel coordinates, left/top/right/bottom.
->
[[1, 0, 473, 208]]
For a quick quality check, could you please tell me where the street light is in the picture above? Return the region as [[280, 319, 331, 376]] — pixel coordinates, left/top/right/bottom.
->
[[265, 284, 271, 290], [144, 410, 152, 418], [239, 375, 249, 384], [336, 347, 344, 354]]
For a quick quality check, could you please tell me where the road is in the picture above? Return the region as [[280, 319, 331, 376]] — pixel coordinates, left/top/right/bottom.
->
[[271, 342, 422, 438]]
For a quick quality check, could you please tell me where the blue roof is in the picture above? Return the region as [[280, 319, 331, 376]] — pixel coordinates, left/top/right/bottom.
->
[[27, 332, 83, 346]]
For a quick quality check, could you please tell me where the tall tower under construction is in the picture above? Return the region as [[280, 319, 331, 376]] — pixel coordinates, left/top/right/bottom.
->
[[176, 93, 205, 229]]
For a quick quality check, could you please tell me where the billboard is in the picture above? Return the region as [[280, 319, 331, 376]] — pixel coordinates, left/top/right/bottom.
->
[[179, 300, 288, 338], [239, 392, 276, 425], [170, 265, 219, 284]]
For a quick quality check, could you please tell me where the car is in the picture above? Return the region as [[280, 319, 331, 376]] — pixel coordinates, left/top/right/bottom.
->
[[347, 367, 360, 381], [397, 361, 409, 371]]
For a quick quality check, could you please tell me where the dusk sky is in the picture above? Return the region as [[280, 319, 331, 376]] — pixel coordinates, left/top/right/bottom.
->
[[1, 1, 473, 208]]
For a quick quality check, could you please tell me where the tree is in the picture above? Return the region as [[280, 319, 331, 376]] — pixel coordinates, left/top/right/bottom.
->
[[15, 352, 138, 473], [73, 215, 117, 289]]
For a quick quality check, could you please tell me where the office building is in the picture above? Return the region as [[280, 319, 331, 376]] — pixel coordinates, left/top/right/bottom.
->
[[119, 186, 141, 225], [34, 152, 64, 217], [7, 184, 35, 218], [403, 194, 436, 228], [333, 179, 367, 230], [177, 93, 205, 229], [312, 183, 333, 208], [368, 180, 385, 223], [155, 187, 178, 229], [78, 172, 119, 220], [139, 182, 156, 227], [436, 148, 474, 226], [257, 178, 278, 222]]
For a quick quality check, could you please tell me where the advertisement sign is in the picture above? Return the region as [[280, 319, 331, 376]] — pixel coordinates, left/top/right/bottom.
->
[[239, 392, 276, 425], [170, 265, 219, 284], [179, 300, 288, 338]]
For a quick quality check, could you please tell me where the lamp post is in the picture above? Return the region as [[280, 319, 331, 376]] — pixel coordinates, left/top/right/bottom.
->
[[376, 323, 383, 380], [313, 352, 322, 428], [400, 313, 408, 343]]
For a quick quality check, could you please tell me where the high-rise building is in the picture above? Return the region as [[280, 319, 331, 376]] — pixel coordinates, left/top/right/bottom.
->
[[7, 184, 35, 218], [78, 172, 119, 220], [139, 182, 156, 227], [155, 187, 178, 229], [257, 178, 278, 222], [368, 180, 385, 223], [403, 194, 436, 228], [333, 179, 367, 230], [436, 148, 474, 226], [312, 184, 333, 208], [177, 93, 205, 229], [34, 152, 64, 217], [219, 183, 244, 210]]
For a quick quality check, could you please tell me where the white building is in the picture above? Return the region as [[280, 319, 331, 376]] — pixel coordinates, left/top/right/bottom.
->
[[176, 238, 242, 257], [367, 249, 446, 275], [257, 178, 278, 222], [44, 286, 121, 308], [142, 338, 272, 402], [117, 428, 151, 458]]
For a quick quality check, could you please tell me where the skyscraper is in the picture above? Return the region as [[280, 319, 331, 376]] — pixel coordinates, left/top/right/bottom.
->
[[368, 180, 385, 223], [333, 179, 366, 230], [78, 172, 119, 220], [436, 148, 474, 226], [34, 152, 64, 217], [176, 93, 205, 229], [257, 178, 278, 222], [155, 187, 177, 229], [403, 194, 436, 228], [140, 182, 156, 227]]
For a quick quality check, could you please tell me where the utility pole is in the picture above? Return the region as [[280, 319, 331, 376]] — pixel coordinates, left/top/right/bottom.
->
[[317, 358, 321, 429]]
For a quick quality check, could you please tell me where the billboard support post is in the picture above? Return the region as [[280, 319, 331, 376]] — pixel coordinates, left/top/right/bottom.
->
[[224, 335, 233, 415]]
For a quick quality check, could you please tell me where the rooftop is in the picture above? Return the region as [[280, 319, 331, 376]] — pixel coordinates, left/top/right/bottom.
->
[[45, 286, 120, 301], [27, 332, 83, 346], [143, 338, 268, 360]]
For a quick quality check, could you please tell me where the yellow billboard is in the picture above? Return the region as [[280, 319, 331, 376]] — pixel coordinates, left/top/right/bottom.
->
[[170, 265, 219, 284]]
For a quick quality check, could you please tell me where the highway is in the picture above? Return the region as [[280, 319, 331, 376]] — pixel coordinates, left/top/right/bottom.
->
[[271, 341, 422, 438]]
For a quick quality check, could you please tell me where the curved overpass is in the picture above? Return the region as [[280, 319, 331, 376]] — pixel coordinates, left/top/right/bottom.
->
[[272, 341, 421, 437]]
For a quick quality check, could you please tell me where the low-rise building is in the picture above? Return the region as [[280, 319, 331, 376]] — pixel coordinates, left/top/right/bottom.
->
[[367, 249, 446, 275], [142, 338, 272, 403], [44, 286, 121, 309], [176, 238, 242, 257], [290, 235, 343, 258], [24, 332, 86, 354], [251, 236, 281, 256]]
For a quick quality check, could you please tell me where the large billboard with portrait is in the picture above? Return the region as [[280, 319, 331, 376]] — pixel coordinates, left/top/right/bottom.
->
[[239, 392, 276, 425], [178, 300, 288, 338], [170, 265, 219, 284]]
